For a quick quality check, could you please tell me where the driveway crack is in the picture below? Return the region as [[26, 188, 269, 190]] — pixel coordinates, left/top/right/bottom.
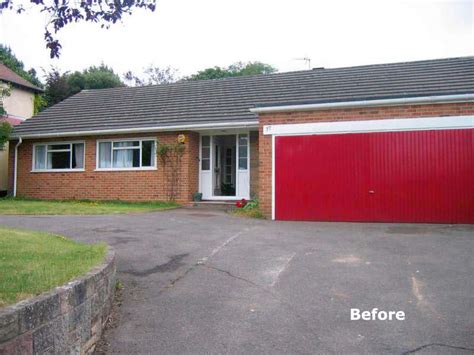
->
[[200, 264, 260, 287]]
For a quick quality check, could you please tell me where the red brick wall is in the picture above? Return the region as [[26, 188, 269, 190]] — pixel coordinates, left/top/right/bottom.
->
[[8, 131, 200, 203], [186, 132, 200, 199], [258, 102, 474, 218], [250, 131, 259, 198]]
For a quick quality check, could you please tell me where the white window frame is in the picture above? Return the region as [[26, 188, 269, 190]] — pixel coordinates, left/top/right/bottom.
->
[[32, 141, 86, 172], [95, 137, 158, 171]]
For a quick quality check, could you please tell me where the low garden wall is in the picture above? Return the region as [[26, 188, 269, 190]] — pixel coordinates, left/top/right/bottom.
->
[[0, 248, 116, 355]]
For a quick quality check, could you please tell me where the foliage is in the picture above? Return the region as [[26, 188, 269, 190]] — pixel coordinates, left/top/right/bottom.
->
[[43, 65, 124, 108], [157, 141, 186, 201], [0, 45, 43, 88], [0, 197, 179, 215], [115, 280, 124, 291], [232, 199, 265, 219], [124, 66, 179, 86], [0, 121, 12, 149], [187, 61, 277, 81], [33, 93, 47, 114], [0, 0, 156, 58], [68, 64, 124, 92], [0, 82, 11, 116], [0, 225, 106, 306], [243, 199, 259, 210], [43, 67, 72, 107]]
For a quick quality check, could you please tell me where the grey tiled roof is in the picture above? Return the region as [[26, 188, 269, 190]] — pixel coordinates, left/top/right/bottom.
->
[[13, 56, 474, 137]]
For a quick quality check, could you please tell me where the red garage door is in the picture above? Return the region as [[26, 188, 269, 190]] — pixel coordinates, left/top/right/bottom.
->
[[275, 129, 474, 223]]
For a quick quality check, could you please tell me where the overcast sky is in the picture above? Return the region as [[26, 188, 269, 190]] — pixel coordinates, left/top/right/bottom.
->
[[0, 0, 472, 82]]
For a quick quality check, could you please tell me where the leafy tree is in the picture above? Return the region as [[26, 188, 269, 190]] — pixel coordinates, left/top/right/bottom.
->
[[187, 61, 277, 81], [67, 64, 124, 92], [124, 66, 179, 86], [0, 121, 12, 149], [0, 0, 156, 58], [43, 68, 73, 108], [33, 93, 47, 114], [0, 84, 11, 116], [43, 65, 124, 108], [0, 64, 12, 147], [0, 45, 43, 88]]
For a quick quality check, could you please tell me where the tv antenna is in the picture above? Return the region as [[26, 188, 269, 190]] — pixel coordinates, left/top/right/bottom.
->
[[294, 56, 311, 69]]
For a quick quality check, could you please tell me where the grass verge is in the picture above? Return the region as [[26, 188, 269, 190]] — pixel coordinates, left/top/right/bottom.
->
[[0, 197, 179, 215], [0, 226, 106, 307]]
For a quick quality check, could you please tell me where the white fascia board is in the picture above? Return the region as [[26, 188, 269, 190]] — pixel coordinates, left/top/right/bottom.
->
[[263, 115, 474, 136], [251, 94, 474, 114], [12, 121, 259, 139]]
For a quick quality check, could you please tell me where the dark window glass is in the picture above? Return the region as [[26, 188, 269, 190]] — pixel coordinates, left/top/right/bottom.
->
[[202, 159, 210, 170], [48, 151, 70, 169], [141, 141, 155, 167], [133, 149, 140, 167], [48, 144, 70, 150]]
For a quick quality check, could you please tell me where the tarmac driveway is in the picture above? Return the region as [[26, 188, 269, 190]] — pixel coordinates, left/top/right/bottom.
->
[[0, 209, 473, 354]]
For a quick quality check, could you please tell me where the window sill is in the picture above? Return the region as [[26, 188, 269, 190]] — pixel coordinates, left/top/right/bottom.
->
[[94, 167, 158, 172], [31, 169, 85, 173]]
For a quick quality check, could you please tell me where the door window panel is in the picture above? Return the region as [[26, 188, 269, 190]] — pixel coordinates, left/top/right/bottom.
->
[[238, 134, 248, 170], [201, 136, 211, 170]]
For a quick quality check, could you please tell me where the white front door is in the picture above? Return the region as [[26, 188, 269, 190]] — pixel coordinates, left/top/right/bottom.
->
[[200, 135, 212, 199], [236, 133, 250, 198]]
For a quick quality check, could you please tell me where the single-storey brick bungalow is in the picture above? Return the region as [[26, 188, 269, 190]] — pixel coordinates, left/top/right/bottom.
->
[[8, 57, 474, 223]]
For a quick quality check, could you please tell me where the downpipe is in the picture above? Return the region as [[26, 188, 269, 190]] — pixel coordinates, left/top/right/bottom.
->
[[13, 136, 22, 197]]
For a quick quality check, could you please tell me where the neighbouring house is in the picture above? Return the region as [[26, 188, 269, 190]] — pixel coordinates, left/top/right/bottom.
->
[[8, 57, 474, 223], [0, 63, 43, 196]]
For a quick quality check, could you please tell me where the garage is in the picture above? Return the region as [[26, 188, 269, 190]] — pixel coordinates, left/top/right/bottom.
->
[[269, 116, 474, 223]]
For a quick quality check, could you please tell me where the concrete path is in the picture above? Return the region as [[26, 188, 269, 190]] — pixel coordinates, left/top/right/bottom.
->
[[1, 209, 473, 354]]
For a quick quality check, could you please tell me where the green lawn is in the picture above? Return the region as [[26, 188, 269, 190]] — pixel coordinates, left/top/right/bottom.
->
[[0, 226, 106, 307], [0, 198, 179, 215]]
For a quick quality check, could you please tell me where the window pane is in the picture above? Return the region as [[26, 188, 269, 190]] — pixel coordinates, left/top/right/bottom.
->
[[202, 159, 210, 170], [113, 149, 133, 168], [48, 144, 70, 150], [48, 151, 70, 169], [133, 149, 140, 167], [141, 141, 155, 167], [202, 136, 210, 147], [238, 146, 247, 158], [34, 145, 46, 169], [239, 157, 247, 170], [72, 143, 84, 169], [238, 134, 248, 146], [238, 134, 248, 170], [202, 147, 210, 159], [98, 142, 112, 168], [113, 141, 139, 148]]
